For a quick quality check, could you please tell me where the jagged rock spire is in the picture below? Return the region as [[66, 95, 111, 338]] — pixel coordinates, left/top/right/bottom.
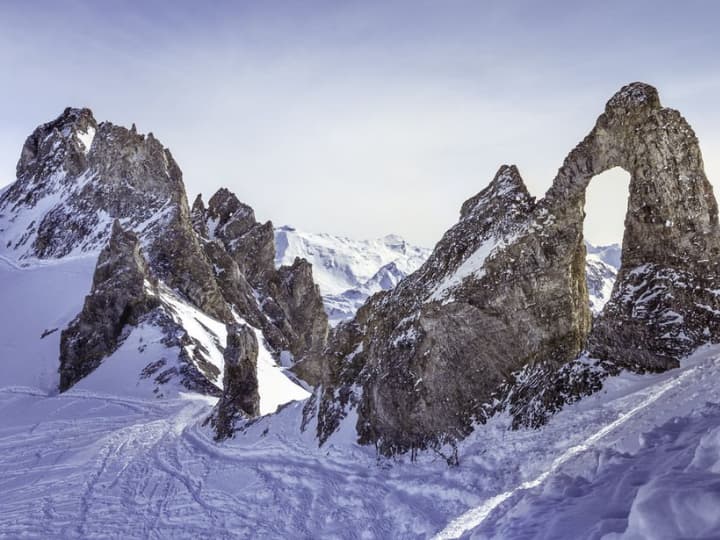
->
[[59, 220, 158, 391], [460, 164, 530, 219], [194, 186, 329, 364], [210, 324, 260, 440]]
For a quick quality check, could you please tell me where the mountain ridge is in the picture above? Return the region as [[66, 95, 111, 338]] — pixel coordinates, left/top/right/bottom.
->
[[0, 107, 326, 419]]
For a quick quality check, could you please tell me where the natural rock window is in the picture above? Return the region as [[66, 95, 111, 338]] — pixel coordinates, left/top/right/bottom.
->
[[584, 167, 629, 315]]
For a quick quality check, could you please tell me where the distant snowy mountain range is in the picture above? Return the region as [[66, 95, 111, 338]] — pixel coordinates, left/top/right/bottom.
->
[[275, 224, 620, 323], [274, 226, 431, 324]]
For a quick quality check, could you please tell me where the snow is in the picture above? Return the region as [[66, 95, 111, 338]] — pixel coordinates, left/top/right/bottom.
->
[[0, 171, 66, 257], [0, 251, 309, 414], [696, 302, 720, 316], [0, 254, 96, 391], [157, 285, 227, 388], [434, 350, 707, 538], [438, 346, 720, 539], [73, 323, 185, 398], [587, 254, 617, 313], [274, 225, 429, 296], [5, 178, 714, 537], [586, 242, 622, 269], [2, 230, 719, 535], [4, 321, 720, 538], [250, 326, 310, 415], [76, 126, 96, 154]]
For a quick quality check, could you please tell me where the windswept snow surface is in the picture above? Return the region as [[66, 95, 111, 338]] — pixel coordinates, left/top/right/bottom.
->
[[76, 126, 96, 154], [0, 254, 96, 391], [250, 326, 310, 415]]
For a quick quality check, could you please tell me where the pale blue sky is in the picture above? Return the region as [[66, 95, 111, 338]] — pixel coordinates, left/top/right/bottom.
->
[[1, 1, 719, 246]]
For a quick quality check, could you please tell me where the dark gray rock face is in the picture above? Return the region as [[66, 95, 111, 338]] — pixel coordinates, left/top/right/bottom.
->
[[59, 221, 225, 396], [209, 324, 260, 440], [205, 188, 276, 287], [270, 257, 329, 356], [304, 82, 720, 455], [59, 221, 159, 390], [303, 165, 538, 454]]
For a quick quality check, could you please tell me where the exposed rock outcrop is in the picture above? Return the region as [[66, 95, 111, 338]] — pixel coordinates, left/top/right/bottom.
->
[[304, 82, 720, 455], [269, 257, 329, 356], [209, 324, 260, 440], [59, 221, 159, 390], [303, 165, 538, 454]]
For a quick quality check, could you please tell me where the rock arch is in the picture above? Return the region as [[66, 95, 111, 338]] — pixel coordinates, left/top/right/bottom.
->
[[305, 83, 720, 455], [543, 82, 720, 370]]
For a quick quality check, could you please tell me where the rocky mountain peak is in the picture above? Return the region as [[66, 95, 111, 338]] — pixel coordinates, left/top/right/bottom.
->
[[0, 106, 329, 442], [13, 107, 97, 196], [604, 81, 661, 115], [459, 164, 531, 219], [190, 194, 209, 237], [206, 188, 257, 238], [195, 187, 275, 287]]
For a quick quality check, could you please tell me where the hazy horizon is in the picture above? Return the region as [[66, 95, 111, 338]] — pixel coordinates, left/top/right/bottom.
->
[[1, 1, 718, 248]]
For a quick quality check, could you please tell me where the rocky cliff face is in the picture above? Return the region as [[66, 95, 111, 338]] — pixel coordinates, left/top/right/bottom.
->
[[302, 165, 539, 454], [303, 82, 720, 456]]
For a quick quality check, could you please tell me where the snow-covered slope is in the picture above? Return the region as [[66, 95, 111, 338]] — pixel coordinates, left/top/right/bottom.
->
[[0, 254, 96, 392], [274, 226, 431, 324], [436, 345, 720, 539], [2, 343, 720, 537]]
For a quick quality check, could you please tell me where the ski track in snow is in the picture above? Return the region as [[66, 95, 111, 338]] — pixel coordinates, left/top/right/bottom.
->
[[432, 359, 701, 539]]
